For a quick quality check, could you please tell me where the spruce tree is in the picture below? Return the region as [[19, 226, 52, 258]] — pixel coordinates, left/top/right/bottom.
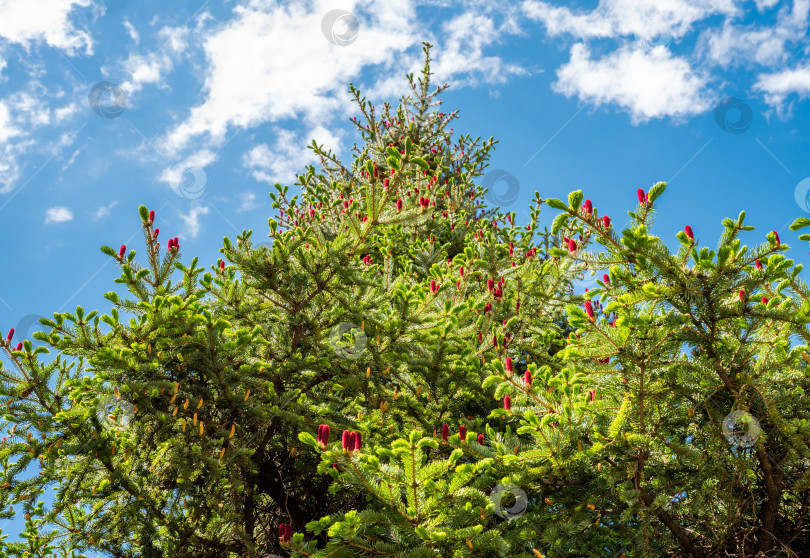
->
[[0, 42, 807, 558], [0, 43, 573, 557]]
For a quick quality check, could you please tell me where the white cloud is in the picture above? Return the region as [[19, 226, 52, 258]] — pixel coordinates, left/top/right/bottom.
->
[[158, 0, 419, 155], [237, 192, 258, 212], [61, 147, 81, 171], [139, 0, 527, 193], [0, 101, 21, 144], [0, 0, 93, 55], [158, 149, 217, 190], [0, 100, 26, 194], [94, 200, 118, 220], [698, 1, 809, 68], [429, 11, 529, 89], [243, 125, 342, 185], [0, 144, 27, 194], [123, 20, 139, 44], [553, 43, 712, 124], [754, 63, 810, 108], [521, 0, 739, 40], [7, 92, 52, 126], [45, 206, 73, 224], [178, 206, 210, 239], [53, 102, 80, 122], [157, 25, 191, 55], [120, 52, 174, 97]]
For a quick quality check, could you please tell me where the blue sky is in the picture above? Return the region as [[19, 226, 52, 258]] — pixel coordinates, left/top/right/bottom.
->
[[1, 0, 810, 547]]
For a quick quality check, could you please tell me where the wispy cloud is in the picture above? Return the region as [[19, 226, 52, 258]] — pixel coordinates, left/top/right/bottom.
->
[[158, 149, 217, 191], [521, 0, 739, 41], [243, 125, 341, 185], [755, 62, 810, 113], [237, 192, 258, 212], [0, 101, 21, 144], [45, 206, 73, 224], [123, 20, 139, 44], [120, 51, 175, 97], [178, 205, 210, 239], [697, 1, 809, 68], [94, 200, 118, 220]]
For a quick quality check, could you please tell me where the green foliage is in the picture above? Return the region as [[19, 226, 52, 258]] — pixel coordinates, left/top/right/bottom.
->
[[0, 42, 808, 558]]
